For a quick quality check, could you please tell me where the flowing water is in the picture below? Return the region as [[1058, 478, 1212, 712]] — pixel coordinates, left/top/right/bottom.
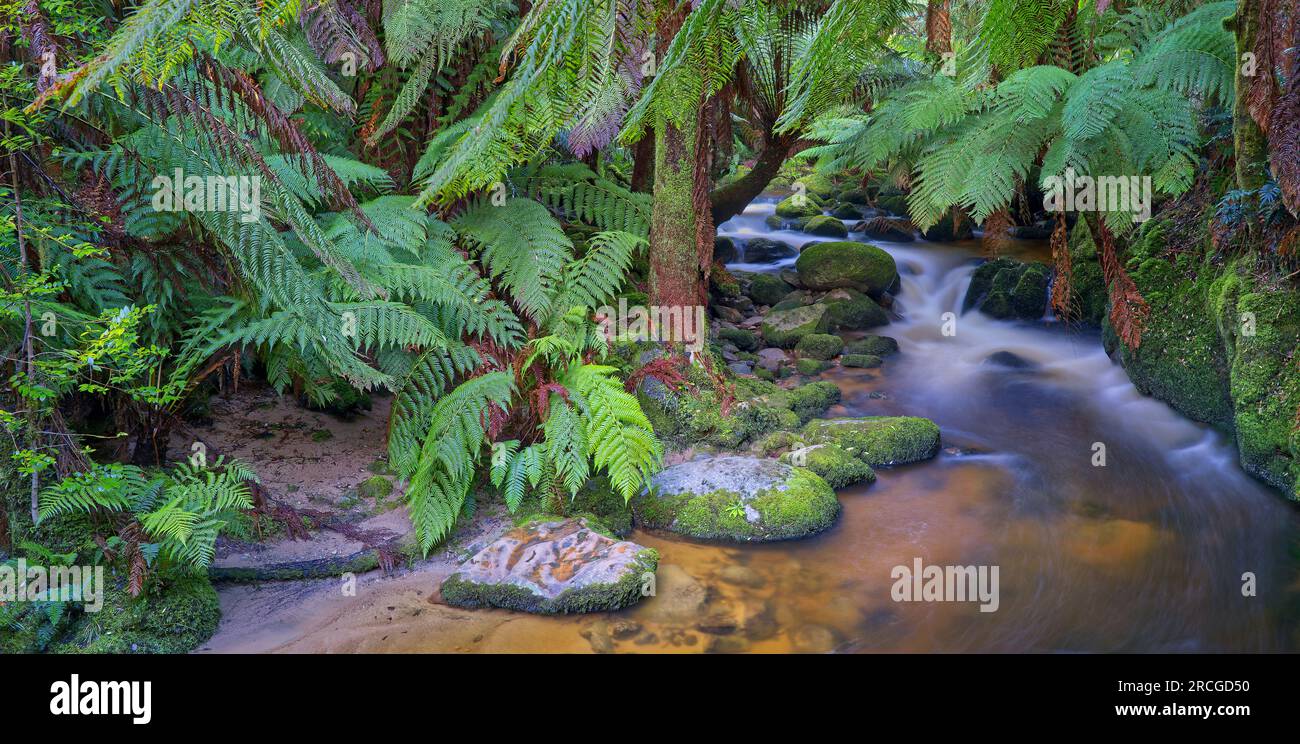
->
[[683, 196, 1300, 652], [208, 197, 1300, 653]]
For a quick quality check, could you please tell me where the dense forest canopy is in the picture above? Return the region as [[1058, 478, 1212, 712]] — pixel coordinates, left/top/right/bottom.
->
[[1, 0, 1297, 653]]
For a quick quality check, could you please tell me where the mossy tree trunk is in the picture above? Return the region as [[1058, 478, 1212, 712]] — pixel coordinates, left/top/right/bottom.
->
[[649, 113, 707, 307], [1228, 0, 1268, 190], [925, 0, 952, 56]]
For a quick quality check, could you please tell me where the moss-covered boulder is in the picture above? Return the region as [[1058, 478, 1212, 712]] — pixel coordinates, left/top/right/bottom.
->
[[796, 358, 831, 375], [742, 237, 798, 263], [795, 174, 837, 200], [845, 335, 900, 356], [804, 215, 848, 238], [963, 257, 1050, 320], [775, 194, 823, 219], [761, 303, 831, 347], [795, 333, 845, 360], [441, 518, 657, 614], [838, 187, 870, 205], [756, 380, 843, 424], [801, 416, 941, 467], [766, 214, 810, 231], [780, 444, 876, 489], [831, 202, 863, 220], [718, 326, 760, 351], [841, 353, 883, 368], [796, 241, 899, 296], [855, 218, 916, 243], [819, 287, 889, 330], [876, 193, 909, 216], [633, 456, 839, 542], [922, 210, 974, 241], [748, 273, 793, 306], [714, 235, 739, 264], [1066, 220, 1109, 326]]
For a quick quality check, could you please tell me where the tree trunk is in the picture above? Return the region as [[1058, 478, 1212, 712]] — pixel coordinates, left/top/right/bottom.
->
[[1230, 0, 1268, 190], [925, 0, 952, 57], [630, 129, 655, 193], [648, 114, 705, 308], [708, 136, 803, 226]]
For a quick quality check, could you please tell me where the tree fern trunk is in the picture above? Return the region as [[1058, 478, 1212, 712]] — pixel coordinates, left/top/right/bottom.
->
[[649, 114, 704, 307], [925, 0, 952, 56], [1229, 0, 1269, 190]]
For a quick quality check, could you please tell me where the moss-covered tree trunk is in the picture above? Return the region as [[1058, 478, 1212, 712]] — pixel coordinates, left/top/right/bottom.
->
[[649, 114, 706, 307], [1229, 0, 1268, 190]]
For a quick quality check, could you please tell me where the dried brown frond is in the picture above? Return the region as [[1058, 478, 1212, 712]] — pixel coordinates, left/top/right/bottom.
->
[[1097, 221, 1150, 349]]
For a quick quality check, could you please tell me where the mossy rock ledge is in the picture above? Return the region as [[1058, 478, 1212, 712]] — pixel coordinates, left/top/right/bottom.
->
[[440, 518, 658, 614], [800, 416, 941, 467], [633, 456, 840, 542]]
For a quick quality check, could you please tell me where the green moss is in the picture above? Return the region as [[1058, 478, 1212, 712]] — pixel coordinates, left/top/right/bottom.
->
[[755, 430, 800, 456], [965, 258, 1050, 320], [357, 475, 394, 501], [781, 444, 876, 489], [796, 333, 845, 360], [796, 173, 838, 200], [634, 468, 838, 542], [801, 416, 940, 467], [735, 404, 801, 440], [568, 477, 636, 536], [877, 193, 909, 216], [844, 335, 899, 356], [796, 358, 830, 375], [841, 354, 883, 368], [837, 188, 869, 205], [775, 194, 822, 219], [831, 202, 862, 220], [748, 274, 792, 306], [441, 547, 659, 614], [761, 303, 832, 348], [821, 288, 889, 330], [804, 215, 848, 238], [1106, 221, 1235, 430], [764, 380, 842, 424], [1225, 287, 1300, 497], [718, 326, 760, 351], [795, 241, 899, 296], [921, 209, 973, 241], [50, 576, 220, 654]]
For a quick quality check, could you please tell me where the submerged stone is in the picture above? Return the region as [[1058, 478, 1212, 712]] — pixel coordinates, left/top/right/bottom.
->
[[440, 518, 658, 614]]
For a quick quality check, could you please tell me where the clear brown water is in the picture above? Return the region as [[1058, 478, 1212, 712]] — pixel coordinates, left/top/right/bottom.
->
[[209, 198, 1300, 653]]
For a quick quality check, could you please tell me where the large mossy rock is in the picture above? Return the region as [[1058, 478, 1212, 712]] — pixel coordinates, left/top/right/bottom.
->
[[796, 241, 899, 296], [761, 303, 831, 347], [775, 195, 823, 219], [795, 333, 845, 361], [714, 236, 739, 264], [633, 456, 839, 542], [780, 443, 876, 489], [441, 518, 658, 614], [804, 215, 849, 238], [1107, 218, 1300, 498], [800, 416, 941, 467], [1065, 220, 1109, 326], [818, 287, 889, 330], [963, 257, 1050, 320], [844, 335, 899, 357], [748, 273, 793, 306], [743, 237, 798, 263]]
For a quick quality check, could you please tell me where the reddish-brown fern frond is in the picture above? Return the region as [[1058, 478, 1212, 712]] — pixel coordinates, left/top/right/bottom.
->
[[624, 355, 688, 393], [1097, 221, 1150, 349], [982, 209, 1012, 257], [1050, 212, 1073, 322]]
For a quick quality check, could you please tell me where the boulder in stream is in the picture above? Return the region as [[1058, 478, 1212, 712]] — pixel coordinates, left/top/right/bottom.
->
[[743, 237, 798, 264], [780, 443, 876, 489], [440, 518, 658, 614], [796, 241, 899, 297], [963, 257, 1051, 320], [633, 456, 840, 542], [803, 215, 849, 238], [800, 416, 941, 467], [761, 303, 831, 347]]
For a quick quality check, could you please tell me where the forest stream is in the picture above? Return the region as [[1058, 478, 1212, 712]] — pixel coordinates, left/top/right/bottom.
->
[[201, 196, 1300, 653]]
